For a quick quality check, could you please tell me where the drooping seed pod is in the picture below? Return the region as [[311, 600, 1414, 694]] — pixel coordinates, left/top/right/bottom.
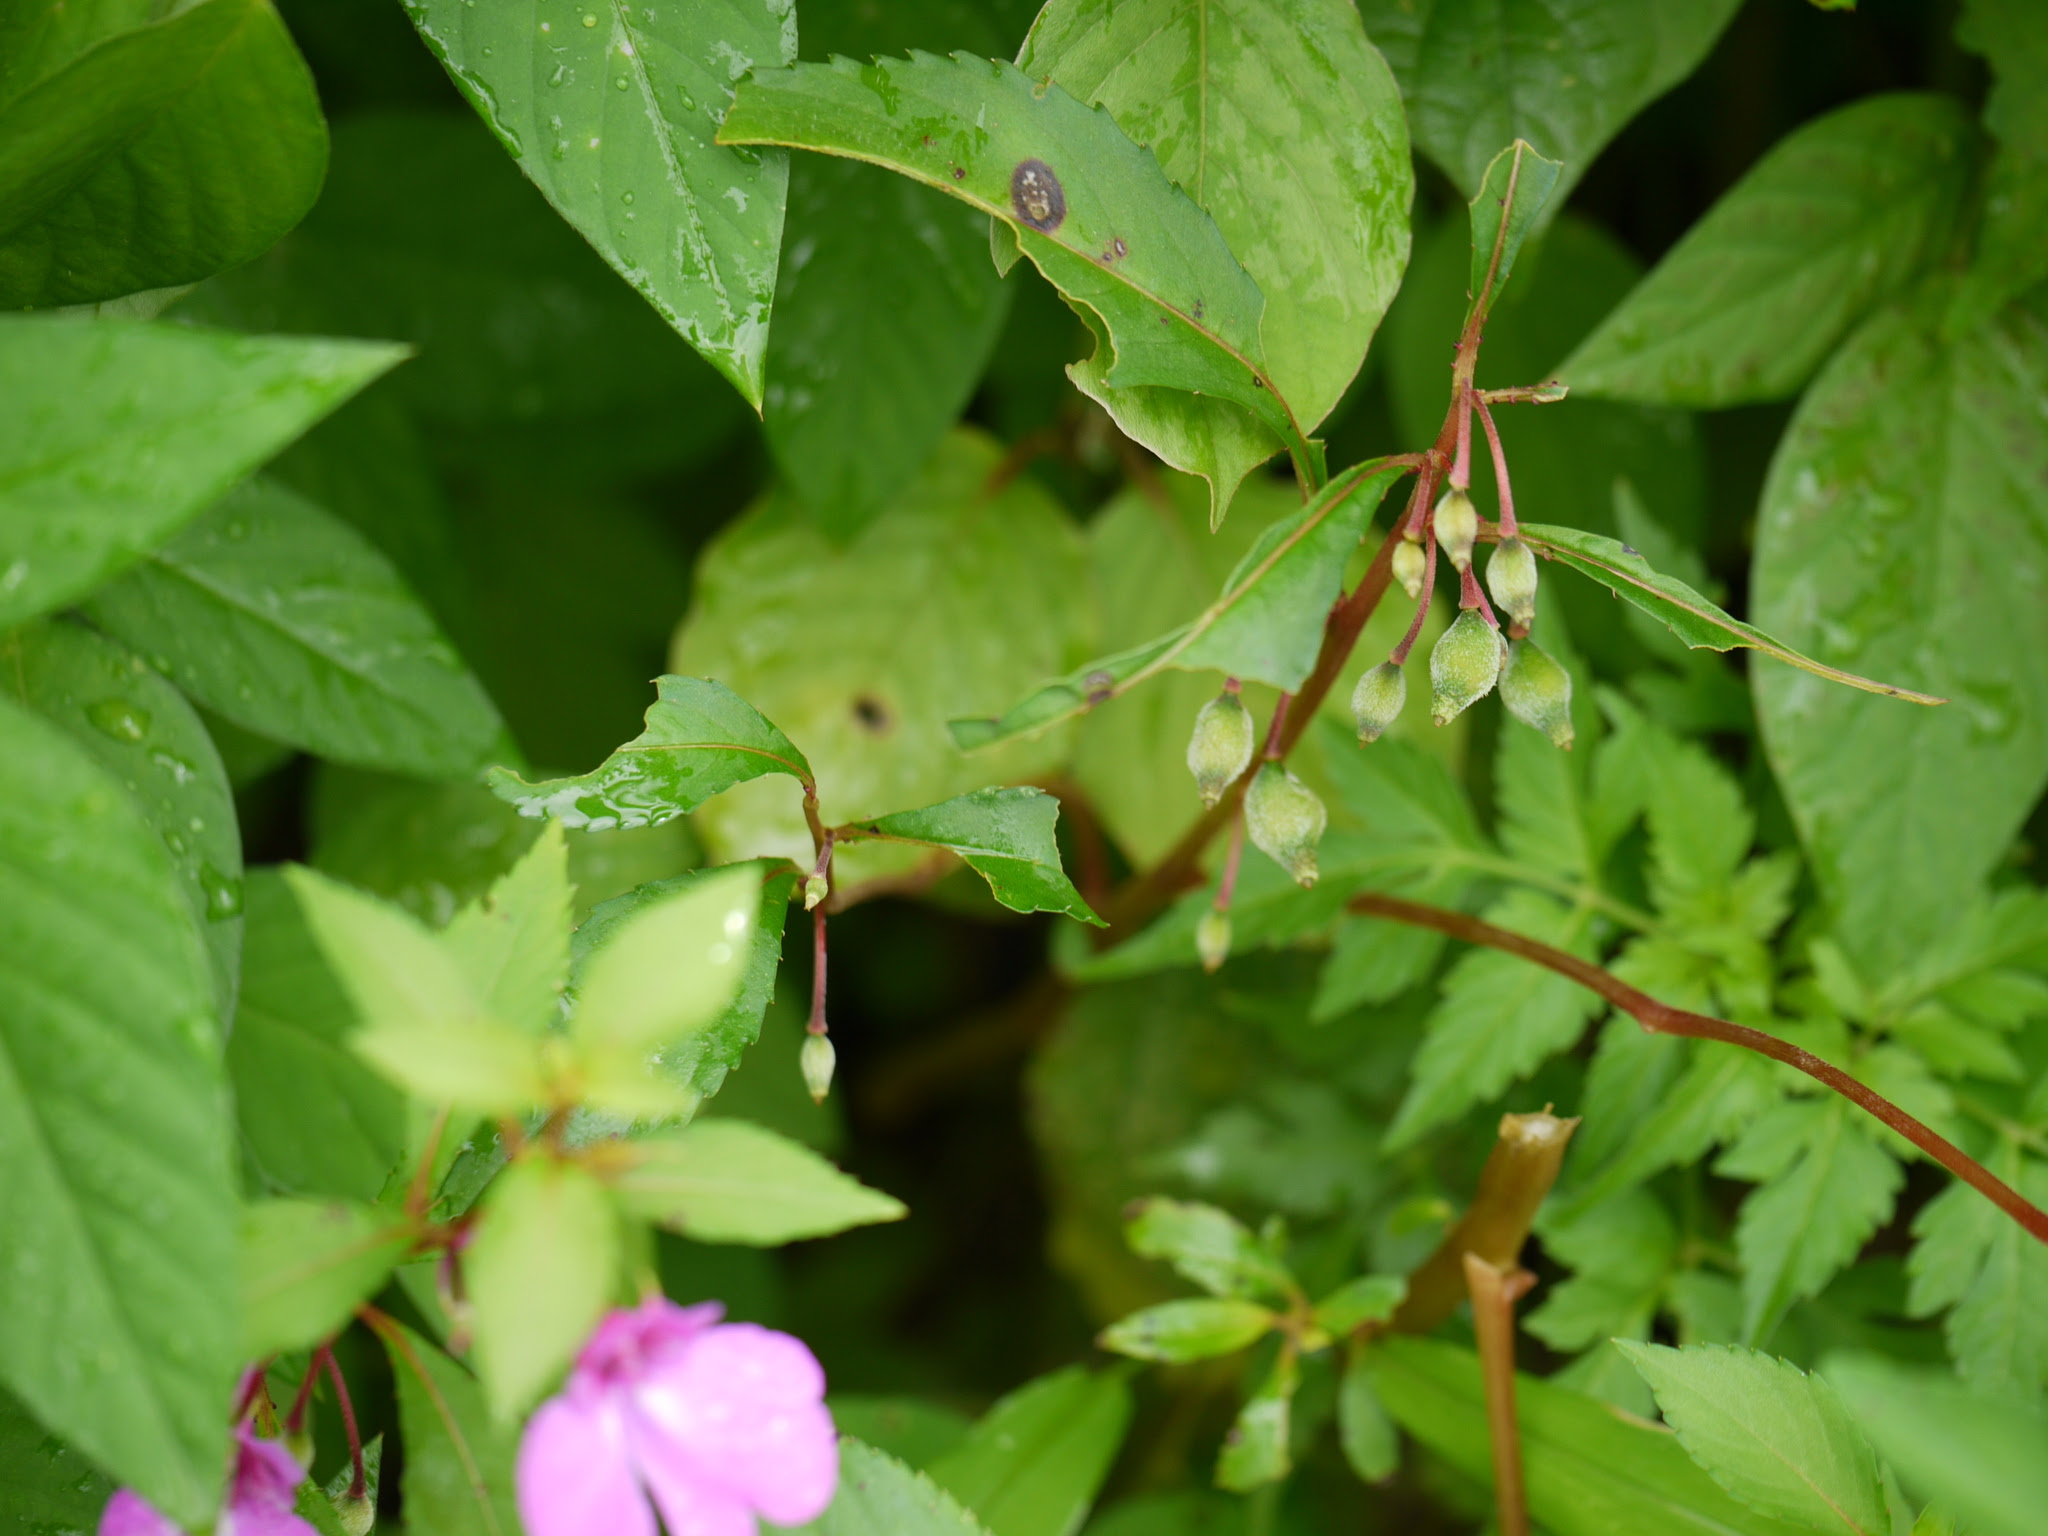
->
[[1186, 690, 1255, 808], [1434, 488, 1479, 572], [1499, 639, 1574, 749], [800, 1032, 836, 1104], [1392, 536, 1428, 600], [336, 1490, 375, 1536], [1196, 908, 1232, 973], [1245, 763, 1327, 887], [802, 872, 829, 911], [1352, 661, 1407, 743], [1429, 610, 1505, 726], [1486, 536, 1539, 628]]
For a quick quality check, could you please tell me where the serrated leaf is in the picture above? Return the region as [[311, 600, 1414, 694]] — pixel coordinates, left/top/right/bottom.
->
[[1905, 1144, 2048, 1394], [402, 0, 793, 405], [1098, 1299, 1275, 1363], [1465, 140, 1563, 326], [0, 1386, 115, 1530], [720, 51, 1310, 459], [1125, 1197, 1295, 1302], [0, 618, 242, 1011], [0, 696, 233, 1526], [852, 788, 1101, 925], [1215, 1350, 1296, 1492], [1527, 1191, 1677, 1353], [466, 1155, 619, 1421], [799, 1439, 998, 1536], [0, 0, 326, 307], [0, 317, 402, 630], [1564, 1042, 1777, 1213], [376, 1317, 519, 1536], [1751, 294, 2048, 974], [607, 1119, 904, 1244], [1563, 95, 1976, 406], [240, 1199, 413, 1360], [86, 476, 509, 780], [1518, 523, 1941, 705], [1619, 1343, 1888, 1536], [489, 675, 813, 831], [952, 460, 1403, 751], [927, 1365, 1132, 1536]]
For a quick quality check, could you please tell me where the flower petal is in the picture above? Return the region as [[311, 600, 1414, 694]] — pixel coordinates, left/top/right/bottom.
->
[[633, 1324, 838, 1524], [517, 1393, 657, 1536], [632, 1451, 759, 1536], [573, 1297, 725, 1397], [98, 1491, 182, 1536], [232, 1427, 309, 1511], [217, 1496, 320, 1536]]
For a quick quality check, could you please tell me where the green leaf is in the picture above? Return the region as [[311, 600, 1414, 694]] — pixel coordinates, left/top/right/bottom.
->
[[853, 788, 1101, 925], [1215, 1349, 1296, 1492], [1825, 1353, 2048, 1536], [951, 460, 1404, 751], [1526, 1190, 1677, 1353], [1517, 524, 1940, 705], [1386, 891, 1602, 1149], [719, 52, 1310, 460], [1905, 1144, 2048, 1394], [85, 475, 509, 780], [1619, 1343, 1888, 1536], [1564, 1042, 1777, 1213], [1563, 95, 1976, 405], [1125, 1197, 1295, 1302], [1466, 141, 1564, 326], [489, 674, 813, 831], [1338, 1351, 1398, 1483], [402, 0, 794, 405], [284, 866, 548, 1114], [240, 1198, 413, 1359], [572, 863, 797, 1104], [1717, 1099, 1903, 1344], [767, 154, 1012, 538], [1018, 0, 1412, 519], [1751, 294, 2048, 973], [1371, 1336, 1813, 1536], [571, 862, 758, 1051], [0, 317, 403, 630], [1313, 1275, 1406, 1337], [0, 0, 326, 307], [1098, 1299, 1275, 1363], [607, 1118, 905, 1243], [828, 1397, 972, 1471], [1360, 0, 1739, 209], [1314, 911, 1449, 1018], [1953, 0, 2048, 325], [0, 1386, 115, 1532], [378, 1318, 520, 1536], [672, 429, 1090, 871], [927, 1365, 1133, 1536], [441, 823, 572, 1039], [228, 870, 407, 1201], [465, 1154, 620, 1421], [0, 618, 241, 1010], [0, 695, 233, 1526], [797, 1439, 997, 1536]]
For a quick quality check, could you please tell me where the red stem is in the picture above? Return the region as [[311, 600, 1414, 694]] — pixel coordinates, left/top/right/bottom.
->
[[1348, 891, 2048, 1246], [1214, 812, 1247, 914], [1451, 387, 1474, 490], [323, 1350, 367, 1499], [1391, 532, 1440, 667], [1460, 563, 1501, 629], [808, 904, 828, 1038], [1474, 396, 1517, 537], [284, 1347, 323, 1434]]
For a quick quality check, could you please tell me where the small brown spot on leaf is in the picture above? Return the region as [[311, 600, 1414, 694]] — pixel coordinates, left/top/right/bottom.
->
[[1010, 159, 1065, 232], [1084, 669, 1116, 705], [852, 695, 892, 733], [952, 165, 965, 180]]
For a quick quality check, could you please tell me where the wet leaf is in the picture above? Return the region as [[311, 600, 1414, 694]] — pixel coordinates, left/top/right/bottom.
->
[[796, 1439, 997, 1536], [0, 696, 234, 1527], [1098, 1299, 1273, 1363], [402, 0, 794, 406], [1215, 1349, 1296, 1491], [0, 316, 402, 630], [240, 1199, 414, 1360], [0, 1387, 114, 1531], [1465, 140, 1563, 327], [0, 0, 326, 307], [852, 787, 1101, 924], [927, 1365, 1133, 1536], [378, 1317, 520, 1536], [87, 476, 510, 781], [608, 1119, 904, 1243]]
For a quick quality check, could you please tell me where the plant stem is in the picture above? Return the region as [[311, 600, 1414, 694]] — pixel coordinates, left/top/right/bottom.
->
[[1391, 529, 1439, 667], [808, 904, 828, 1039], [1349, 891, 2048, 1246], [1215, 812, 1247, 914], [1474, 396, 1517, 537], [1464, 1254, 1535, 1536], [323, 1349, 367, 1500]]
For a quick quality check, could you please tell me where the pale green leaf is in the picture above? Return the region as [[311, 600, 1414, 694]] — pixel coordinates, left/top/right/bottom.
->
[[1125, 1197, 1295, 1302], [379, 1318, 519, 1536], [1313, 1275, 1406, 1337], [796, 1439, 998, 1536], [1098, 1300, 1275, 1364], [927, 1365, 1132, 1536], [571, 862, 759, 1053], [853, 788, 1101, 925], [607, 1119, 905, 1244], [1338, 1352, 1398, 1483], [441, 823, 573, 1039], [1564, 1042, 1776, 1213], [1215, 1350, 1296, 1491], [1527, 1190, 1677, 1353], [402, 0, 793, 405], [1905, 1145, 2048, 1395], [240, 1199, 413, 1359]]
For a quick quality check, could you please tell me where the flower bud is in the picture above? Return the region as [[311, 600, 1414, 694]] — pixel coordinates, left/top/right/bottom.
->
[[1434, 488, 1478, 572], [1196, 908, 1231, 973], [1499, 639, 1574, 749], [1245, 763, 1326, 888], [336, 1490, 376, 1536], [800, 1032, 836, 1103], [1392, 536, 1427, 600], [1186, 690, 1255, 808], [1351, 661, 1407, 744], [1429, 611, 1504, 726], [802, 872, 829, 911], [1486, 537, 1539, 628]]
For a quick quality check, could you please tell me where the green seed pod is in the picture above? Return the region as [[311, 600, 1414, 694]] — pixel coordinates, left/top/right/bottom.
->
[[1351, 661, 1407, 743], [1429, 610, 1504, 726], [1434, 487, 1479, 572], [1245, 763, 1327, 887], [1392, 536, 1427, 600], [1186, 690, 1255, 807], [800, 1032, 836, 1104], [336, 1491, 376, 1536], [1486, 536, 1539, 628], [1196, 908, 1232, 973], [802, 872, 829, 911], [1500, 639, 1575, 749]]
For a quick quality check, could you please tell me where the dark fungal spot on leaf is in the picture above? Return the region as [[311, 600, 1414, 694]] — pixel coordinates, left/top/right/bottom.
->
[[1011, 160, 1065, 232], [952, 166, 965, 180], [1084, 669, 1115, 705], [852, 695, 892, 734]]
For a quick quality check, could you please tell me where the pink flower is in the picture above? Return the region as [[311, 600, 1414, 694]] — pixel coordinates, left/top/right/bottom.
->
[[101, 1424, 314, 1536], [517, 1298, 839, 1536]]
